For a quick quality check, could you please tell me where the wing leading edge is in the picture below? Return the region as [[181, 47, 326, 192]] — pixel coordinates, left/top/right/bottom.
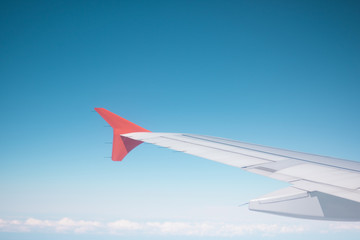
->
[[96, 108, 360, 221]]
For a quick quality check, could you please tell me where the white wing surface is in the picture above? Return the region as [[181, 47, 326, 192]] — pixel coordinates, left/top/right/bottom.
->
[[96, 108, 360, 221]]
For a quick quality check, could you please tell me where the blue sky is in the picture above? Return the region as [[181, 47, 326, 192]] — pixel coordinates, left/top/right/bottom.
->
[[1, 0, 360, 239]]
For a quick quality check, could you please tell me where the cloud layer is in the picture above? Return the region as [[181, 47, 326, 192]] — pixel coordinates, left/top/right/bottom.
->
[[1, 217, 359, 236]]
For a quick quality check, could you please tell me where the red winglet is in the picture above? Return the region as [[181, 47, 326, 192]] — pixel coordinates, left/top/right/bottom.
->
[[95, 108, 151, 161]]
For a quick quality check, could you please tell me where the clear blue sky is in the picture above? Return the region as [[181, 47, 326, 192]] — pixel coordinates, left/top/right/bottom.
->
[[1, 0, 360, 239]]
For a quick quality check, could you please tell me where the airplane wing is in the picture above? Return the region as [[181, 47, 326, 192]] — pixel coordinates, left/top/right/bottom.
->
[[95, 108, 360, 221]]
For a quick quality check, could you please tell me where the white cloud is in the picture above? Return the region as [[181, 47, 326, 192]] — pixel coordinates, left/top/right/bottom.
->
[[108, 220, 142, 231], [25, 218, 53, 227], [1, 218, 102, 234], [0, 217, 359, 236], [329, 223, 360, 230]]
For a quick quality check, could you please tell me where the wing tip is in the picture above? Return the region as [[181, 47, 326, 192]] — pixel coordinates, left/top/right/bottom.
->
[[95, 108, 150, 161]]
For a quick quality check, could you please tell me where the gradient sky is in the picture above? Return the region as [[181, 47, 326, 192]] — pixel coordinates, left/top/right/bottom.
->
[[1, 0, 360, 239]]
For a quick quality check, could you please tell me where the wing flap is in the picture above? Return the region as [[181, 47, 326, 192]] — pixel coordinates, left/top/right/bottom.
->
[[185, 135, 360, 171], [292, 180, 360, 202], [278, 164, 360, 189], [246, 167, 300, 182], [249, 186, 360, 221]]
